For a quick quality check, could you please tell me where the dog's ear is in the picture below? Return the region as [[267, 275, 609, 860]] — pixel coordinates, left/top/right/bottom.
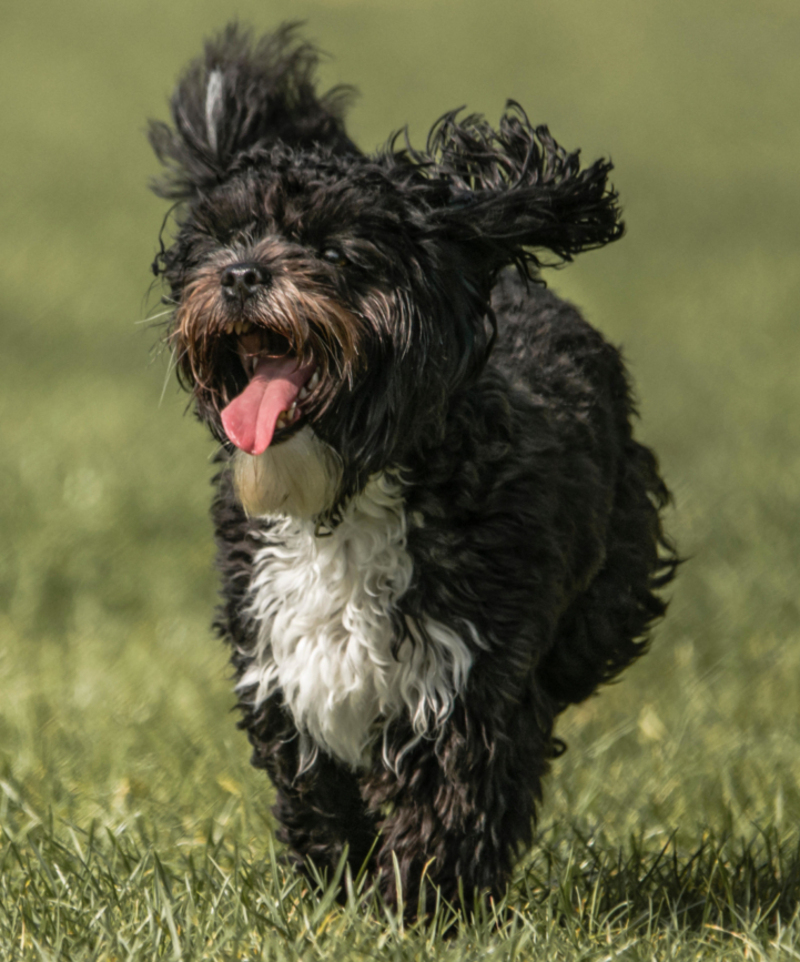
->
[[147, 22, 357, 199], [395, 103, 624, 274]]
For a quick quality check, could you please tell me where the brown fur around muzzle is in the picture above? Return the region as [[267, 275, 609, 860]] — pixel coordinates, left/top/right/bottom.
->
[[170, 244, 364, 420]]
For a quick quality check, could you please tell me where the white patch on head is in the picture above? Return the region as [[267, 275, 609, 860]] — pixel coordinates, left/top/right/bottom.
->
[[205, 69, 224, 154], [237, 473, 477, 769], [233, 426, 342, 520]]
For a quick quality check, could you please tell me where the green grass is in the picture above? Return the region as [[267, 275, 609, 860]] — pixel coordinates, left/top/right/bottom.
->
[[2, 0, 800, 957], [3, 793, 800, 961]]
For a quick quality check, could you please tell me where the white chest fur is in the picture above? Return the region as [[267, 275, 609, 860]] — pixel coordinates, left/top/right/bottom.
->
[[237, 474, 476, 769]]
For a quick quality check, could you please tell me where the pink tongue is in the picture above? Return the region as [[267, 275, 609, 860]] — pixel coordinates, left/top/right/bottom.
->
[[221, 357, 313, 456]]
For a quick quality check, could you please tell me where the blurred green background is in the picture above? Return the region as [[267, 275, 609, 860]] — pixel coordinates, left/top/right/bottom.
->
[[1, 0, 798, 855]]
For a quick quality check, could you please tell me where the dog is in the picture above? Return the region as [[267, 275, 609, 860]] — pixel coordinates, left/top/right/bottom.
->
[[147, 23, 676, 914]]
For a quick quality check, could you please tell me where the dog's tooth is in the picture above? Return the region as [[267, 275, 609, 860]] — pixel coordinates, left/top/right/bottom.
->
[[309, 371, 320, 389], [234, 321, 244, 335], [298, 386, 309, 400], [224, 321, 235, 334]]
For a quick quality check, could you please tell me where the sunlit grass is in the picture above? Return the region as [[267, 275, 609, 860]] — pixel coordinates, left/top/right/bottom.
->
[[3, 784, 800, 960]]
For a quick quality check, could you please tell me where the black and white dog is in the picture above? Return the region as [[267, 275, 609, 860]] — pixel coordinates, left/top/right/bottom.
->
[[148, 24, 676, 913]]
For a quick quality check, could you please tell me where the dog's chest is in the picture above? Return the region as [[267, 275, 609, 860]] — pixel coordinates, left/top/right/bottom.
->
[[238, 475, 474, 769]]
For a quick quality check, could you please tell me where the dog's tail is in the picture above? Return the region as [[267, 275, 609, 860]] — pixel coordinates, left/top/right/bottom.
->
[[148, 22, 358, 199]]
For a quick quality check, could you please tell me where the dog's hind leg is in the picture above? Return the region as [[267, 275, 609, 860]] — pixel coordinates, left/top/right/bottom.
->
[[537, 435, 677, 709]]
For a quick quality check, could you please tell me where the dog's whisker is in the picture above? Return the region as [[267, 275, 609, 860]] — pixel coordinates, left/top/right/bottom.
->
[[159, 346, 180, 407], [135, 309, 174, 325]]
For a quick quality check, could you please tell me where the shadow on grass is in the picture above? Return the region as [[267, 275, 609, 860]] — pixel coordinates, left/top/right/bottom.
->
[[523, 825, 800, 938]]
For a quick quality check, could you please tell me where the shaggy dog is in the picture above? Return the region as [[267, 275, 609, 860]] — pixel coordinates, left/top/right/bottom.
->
[[148, 24, 676, 914]]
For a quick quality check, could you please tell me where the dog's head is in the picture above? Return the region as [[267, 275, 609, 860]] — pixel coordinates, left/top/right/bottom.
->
[[149, 24, 623, 519]]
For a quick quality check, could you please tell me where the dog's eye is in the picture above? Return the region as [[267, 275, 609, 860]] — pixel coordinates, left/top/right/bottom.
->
[[321, 247, 347, 267]]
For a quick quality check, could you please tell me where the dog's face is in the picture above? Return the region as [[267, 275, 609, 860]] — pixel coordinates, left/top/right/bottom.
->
[[157, 151, 498, 516], [150, 27, 623, 518]]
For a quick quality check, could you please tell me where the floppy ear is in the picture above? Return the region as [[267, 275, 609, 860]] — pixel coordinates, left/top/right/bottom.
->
[[147, 22, 357, 199], [401, 102, 624, 273]]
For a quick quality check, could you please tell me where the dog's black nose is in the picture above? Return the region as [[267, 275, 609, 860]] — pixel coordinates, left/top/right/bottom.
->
[[220, 263, 271, 300]]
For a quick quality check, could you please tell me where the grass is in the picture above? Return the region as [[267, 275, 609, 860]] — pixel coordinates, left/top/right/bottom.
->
[[1, 0, 800, 957], [3, 791, 800, 960]]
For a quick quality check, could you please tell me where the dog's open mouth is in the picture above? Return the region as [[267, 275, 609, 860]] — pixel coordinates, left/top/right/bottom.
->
[[220, 322, 318, 456]]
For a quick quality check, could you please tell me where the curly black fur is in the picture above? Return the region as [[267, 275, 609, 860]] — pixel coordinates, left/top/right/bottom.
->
[[148, 23, 677, 916]]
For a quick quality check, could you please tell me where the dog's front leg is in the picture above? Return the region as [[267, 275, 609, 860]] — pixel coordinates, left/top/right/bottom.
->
[[365, 682, 555, 916], [242, 696, 379, 884]]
